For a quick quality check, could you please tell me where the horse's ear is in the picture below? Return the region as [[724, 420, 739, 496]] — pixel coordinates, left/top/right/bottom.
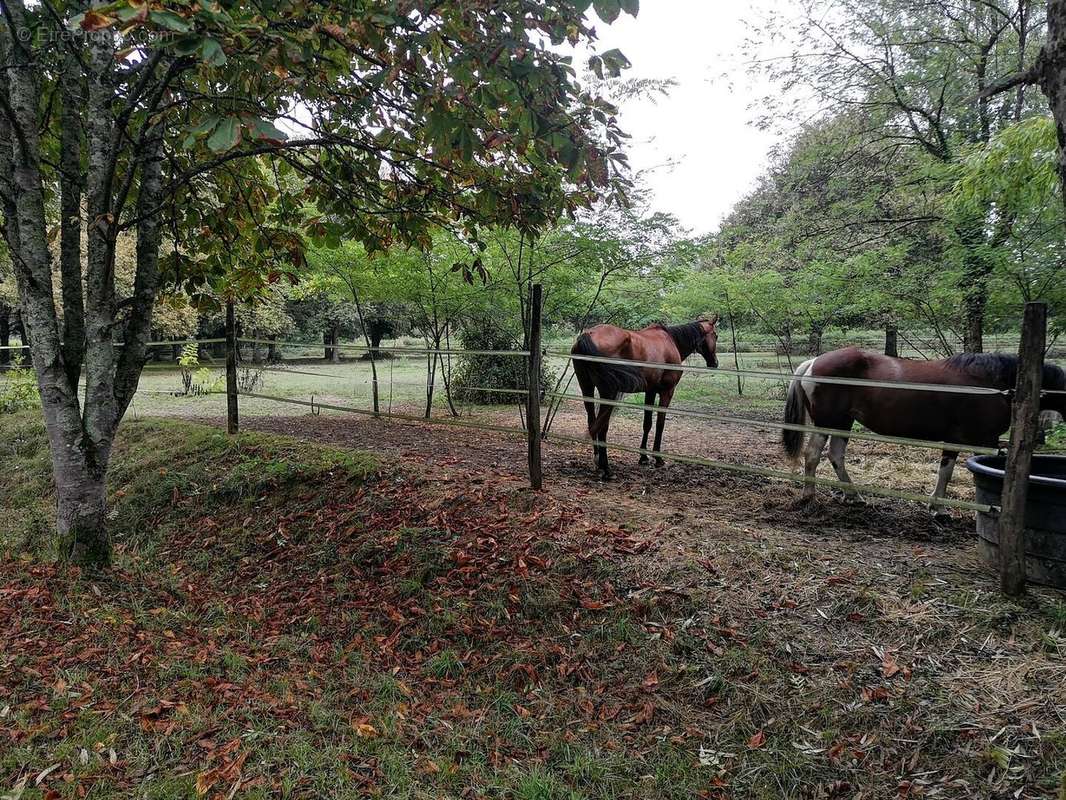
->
[[707, 314, 719, 329]]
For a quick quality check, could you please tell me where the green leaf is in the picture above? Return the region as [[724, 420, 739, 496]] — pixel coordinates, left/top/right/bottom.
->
[[601, 48, 631, 77], [592, 0, 621, 23], [169, 35, 203, 56], [200, 38, 227, 66], [207, 117, 241, 152], [619, 0, 639, 15], [247, 117, 288, 145], [114, 5, 148, 23], [148, 9, 192, 32]]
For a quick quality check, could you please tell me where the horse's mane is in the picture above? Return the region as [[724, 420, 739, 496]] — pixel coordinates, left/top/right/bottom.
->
[[655, 321, 705, 356], [946, 352, 1066, 390]]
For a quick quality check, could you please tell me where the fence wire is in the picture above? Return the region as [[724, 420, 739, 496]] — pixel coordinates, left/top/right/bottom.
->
[[5, 335, 1044, 515], [547, 391, 1002, 456], [553, 350, 1010, 396], [545, 432, 995, 513]]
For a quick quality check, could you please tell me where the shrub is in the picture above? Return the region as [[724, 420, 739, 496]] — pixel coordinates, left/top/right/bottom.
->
[[451, 319, 554, 406], [177, 343, 225, 396], [177, 342, 198, 395]]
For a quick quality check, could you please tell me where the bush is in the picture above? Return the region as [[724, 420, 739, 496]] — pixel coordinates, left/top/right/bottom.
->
[[451, 319, 554, 406], [1045, 421, 1066, 452], [0, 357, 40, 414], [177, 343, 225, 396]]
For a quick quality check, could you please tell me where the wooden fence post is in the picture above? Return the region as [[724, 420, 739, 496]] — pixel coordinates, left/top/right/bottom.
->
[[225, 300, 239, 435], [999, 301, 1047, 597], [527, 283, 543, 490]]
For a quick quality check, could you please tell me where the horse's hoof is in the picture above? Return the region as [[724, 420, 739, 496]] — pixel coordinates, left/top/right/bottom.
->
[[842, 494, 867, 507], [654, 458, 665, 468], [638, 455, 650, 466], [930, 509, 952, 524]]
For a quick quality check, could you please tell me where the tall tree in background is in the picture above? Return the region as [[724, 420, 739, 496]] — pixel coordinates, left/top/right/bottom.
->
[[747, 0, 1047, 351], [0, 0, 636, 567], [984, 0, 1066, 214]]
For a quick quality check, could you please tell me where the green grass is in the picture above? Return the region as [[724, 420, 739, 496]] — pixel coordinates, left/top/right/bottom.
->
[[0, 411, 378, 558], [1046, 422, 1066, 452]]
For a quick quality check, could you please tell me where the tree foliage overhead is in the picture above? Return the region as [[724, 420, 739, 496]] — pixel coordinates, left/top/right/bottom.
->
[[0, 0, 638, 566]]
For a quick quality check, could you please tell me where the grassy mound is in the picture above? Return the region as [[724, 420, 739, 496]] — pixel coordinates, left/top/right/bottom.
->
[[0, 412, 377, 558], [0, 414, 711, 799]]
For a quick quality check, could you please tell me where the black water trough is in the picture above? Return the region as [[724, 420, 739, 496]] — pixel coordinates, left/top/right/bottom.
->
[[965, 454, 1066, 588]]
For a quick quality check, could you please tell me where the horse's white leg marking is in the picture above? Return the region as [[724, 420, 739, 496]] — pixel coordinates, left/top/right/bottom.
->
[[803, 433, 828, 499], [794, 358, 816, 415], [827, 435, 858, 495], [930, 451, 957, 514]]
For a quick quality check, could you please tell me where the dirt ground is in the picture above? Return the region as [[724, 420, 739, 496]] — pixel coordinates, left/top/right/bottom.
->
[[5, 405, 1065, 798], [223, 402, 978, 543], [174, 406, 1066, 797]]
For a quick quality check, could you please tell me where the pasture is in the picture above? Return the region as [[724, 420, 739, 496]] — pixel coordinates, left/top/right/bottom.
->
[[4, 340, 1066, 798]]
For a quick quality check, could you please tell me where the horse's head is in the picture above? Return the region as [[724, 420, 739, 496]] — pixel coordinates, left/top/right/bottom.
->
[[696, 315, 719, 369]]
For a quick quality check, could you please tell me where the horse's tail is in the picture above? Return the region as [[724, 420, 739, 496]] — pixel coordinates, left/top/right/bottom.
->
[[571, 333, 646, 401], [783, 358, 815, 461]]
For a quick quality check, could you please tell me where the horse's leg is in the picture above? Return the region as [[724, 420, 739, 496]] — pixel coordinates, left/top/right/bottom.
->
[[591, 390, 618, 479], [929, 450, 958, 518], [801, 433, 828, 501], [575, 369, 599, 466], [652, 386, 675, 467], [827, 434, 863, 503], [639, 389, 657, 465]]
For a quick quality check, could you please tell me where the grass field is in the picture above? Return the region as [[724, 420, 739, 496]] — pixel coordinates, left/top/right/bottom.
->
[[118, 341, 804, 424]]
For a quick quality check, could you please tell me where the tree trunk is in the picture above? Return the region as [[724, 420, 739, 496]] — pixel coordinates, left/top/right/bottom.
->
[[330, 325, 340, 363], [1040, 0, 1066, 209], [425, 347, 438, 419], [963, 296, 985, 353], [59, 45, 85, 390], [226, 301, 239, 435], [956, 219, 988, 353], [885, 322, 899, 358], [54, 450, 110, 566], [0, 305, 9, 366], [806, 324, 824, 356]]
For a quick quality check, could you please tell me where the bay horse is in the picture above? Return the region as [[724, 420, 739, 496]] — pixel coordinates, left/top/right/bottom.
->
[[571, 317, 719, 478], [783, 347, 1066, 512]]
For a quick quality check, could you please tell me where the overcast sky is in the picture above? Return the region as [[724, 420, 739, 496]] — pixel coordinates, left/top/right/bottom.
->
[[578, 1, 789, 236]]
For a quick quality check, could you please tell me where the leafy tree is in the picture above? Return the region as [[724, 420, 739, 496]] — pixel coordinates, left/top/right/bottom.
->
[[953, 115, 1066, 329], [746, 0, 1047, 350], [0, 0, 636, 566]]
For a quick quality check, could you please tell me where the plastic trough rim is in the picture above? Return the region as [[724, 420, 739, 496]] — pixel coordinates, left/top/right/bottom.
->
[[965, 454, 1066, 490]]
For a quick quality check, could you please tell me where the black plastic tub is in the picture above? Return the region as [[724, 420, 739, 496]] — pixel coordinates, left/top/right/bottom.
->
[[965, 455, 1066, 588]]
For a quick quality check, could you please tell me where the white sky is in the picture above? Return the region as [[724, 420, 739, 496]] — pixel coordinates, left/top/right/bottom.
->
[[580, 1, 789, 236]]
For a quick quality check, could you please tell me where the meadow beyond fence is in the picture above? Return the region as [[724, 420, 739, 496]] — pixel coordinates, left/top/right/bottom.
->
[[26, 334, 1047, 517]]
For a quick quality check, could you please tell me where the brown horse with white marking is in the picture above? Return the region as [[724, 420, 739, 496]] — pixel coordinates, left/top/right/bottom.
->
[[572, 317, 719, 478], [782, 347, 1066, 511]]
